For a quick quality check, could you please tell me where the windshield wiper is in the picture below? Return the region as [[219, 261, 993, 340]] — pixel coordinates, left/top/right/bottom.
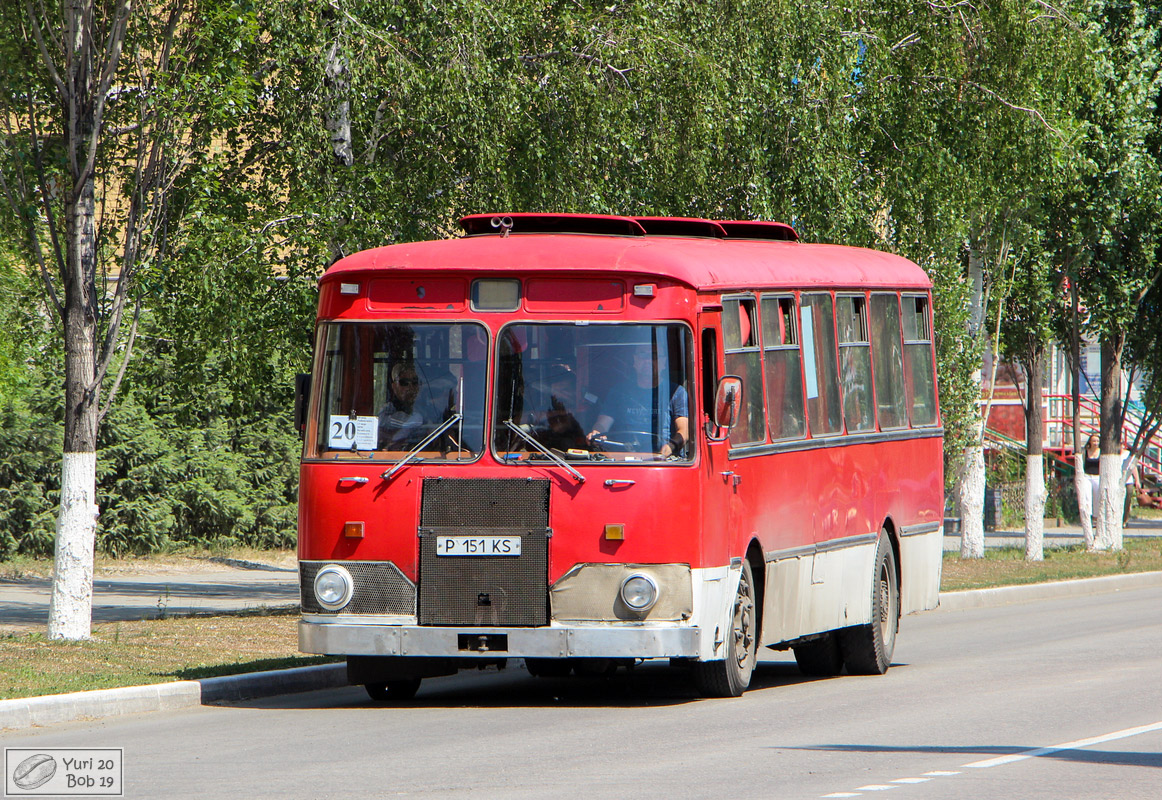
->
[[381, 413, 463, 482], [503, 420, 585, 484]]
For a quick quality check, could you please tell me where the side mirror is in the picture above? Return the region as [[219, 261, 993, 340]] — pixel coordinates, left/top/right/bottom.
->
[[706, 376, 742, 441], [294, 373, 311, 437]]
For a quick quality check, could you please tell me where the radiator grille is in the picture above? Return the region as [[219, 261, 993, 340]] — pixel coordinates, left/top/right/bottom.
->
[[421, 477, 550, 528], [418, 478, 550, 626], [299, 561, 415, 615]]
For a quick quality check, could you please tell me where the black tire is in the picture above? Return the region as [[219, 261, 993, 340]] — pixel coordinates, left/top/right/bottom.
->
[[694, 559, 758, 697], [525, 658, 572, 678], [364, 678, 422, 702], [793, 632, 844, 677], [839, 533, 898, 675]]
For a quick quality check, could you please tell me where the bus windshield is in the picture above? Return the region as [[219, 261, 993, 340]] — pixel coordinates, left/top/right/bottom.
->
[[493, 323, 694, 463], [311, 322, 487, 460]]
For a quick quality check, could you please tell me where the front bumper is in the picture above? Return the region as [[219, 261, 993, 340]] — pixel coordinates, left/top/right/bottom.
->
[[299, 617, 702, 659]]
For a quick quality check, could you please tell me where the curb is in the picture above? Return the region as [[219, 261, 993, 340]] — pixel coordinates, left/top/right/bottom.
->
[[4, 571, 1161, 733], [0, 663, 346, 733], [933, 570, 1162, 612]]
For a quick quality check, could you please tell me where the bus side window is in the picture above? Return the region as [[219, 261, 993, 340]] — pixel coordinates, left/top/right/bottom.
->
[[837, 295, 875, 433], [760, 295, 805, 440], [902, 294, 938, 426], [801, 293, 842, 436], [701, 327, 719, 420], [870, 293, 907, 429], [723, 296, 766, 445]]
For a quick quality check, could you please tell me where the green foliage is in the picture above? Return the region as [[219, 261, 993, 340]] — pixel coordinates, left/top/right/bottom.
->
[[3, 0, 1162, 556]]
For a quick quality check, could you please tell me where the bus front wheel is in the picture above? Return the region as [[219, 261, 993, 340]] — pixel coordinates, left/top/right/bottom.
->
[[839, 533, 898, 675], [694, 559, 757, 697], [364, 678, 422, 702]]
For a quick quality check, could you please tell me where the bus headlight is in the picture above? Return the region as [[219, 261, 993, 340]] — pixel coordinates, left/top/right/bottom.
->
[[314, 565, 354, 610], [620, 573, 659, 612]]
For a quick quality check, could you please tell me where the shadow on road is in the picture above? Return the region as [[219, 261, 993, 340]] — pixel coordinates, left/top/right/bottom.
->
[[221, 656, 868, 711]]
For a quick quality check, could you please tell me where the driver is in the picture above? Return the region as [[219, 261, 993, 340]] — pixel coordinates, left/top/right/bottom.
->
[[587, 343, 689, 457], [378, 363, 429, 447]]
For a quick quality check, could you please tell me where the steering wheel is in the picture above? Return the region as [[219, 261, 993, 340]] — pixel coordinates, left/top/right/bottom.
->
[[594, 430, 663, 453]]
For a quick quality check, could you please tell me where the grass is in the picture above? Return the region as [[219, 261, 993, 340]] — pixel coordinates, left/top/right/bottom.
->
[[2, 539, 1161, 701], [0, 608, 337, 701], [941, 536, 1162, 591]]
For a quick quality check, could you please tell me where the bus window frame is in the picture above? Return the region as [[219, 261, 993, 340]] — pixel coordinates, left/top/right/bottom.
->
[[836, 292, 877, 435], [869, 291, 908, 431], [901, 292, 939, 428], [490, 319, 699, 466], [303, 318, 491, 463], [799, 291, 844, 439], [758, 292, 806, 443], [722, 294, 768, 447]]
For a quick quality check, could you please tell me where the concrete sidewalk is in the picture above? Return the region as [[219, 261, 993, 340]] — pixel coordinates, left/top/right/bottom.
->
[[942, 516, 1162, 551], [0, 559, 299, 631]]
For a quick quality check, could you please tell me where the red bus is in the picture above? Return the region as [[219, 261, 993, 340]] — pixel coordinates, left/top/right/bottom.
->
[[295, 213, 943, 699]]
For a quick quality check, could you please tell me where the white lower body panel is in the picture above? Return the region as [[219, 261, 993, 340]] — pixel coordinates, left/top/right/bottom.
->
[[300, 565, 739, 661], [760, 538, 877, 647]]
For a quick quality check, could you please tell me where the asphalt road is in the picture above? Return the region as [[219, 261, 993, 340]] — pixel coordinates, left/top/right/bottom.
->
[[3, 585, 1159, 799]]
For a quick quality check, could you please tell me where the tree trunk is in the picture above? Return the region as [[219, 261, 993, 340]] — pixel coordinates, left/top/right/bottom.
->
[[958, 425, 986, 559], [1069, 278, 1094, 548], [1024, 349, 1045, 561], [1094, 336, 1124, 551], [1074, 450, 1093, 546], [957, 246, 987, 558], [48, 167, 100, 640], [323, 11, 353, 167]]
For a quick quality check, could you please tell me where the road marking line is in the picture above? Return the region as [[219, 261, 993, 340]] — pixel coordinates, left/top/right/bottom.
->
[[822, 793, 861, 798], [855, 785, 898, 791], [922, 771, 960, 776], [891, 778, 929, 784], [963, 721, 1162, 769]]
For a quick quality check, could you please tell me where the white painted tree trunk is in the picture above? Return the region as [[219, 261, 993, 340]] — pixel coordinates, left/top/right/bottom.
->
[[1093, 453, 1124, 551], [1073, 453, 1095, 550], [1024, 455, 1046, 561], [47, 452, 99, 640], [958, 443, 986, 558]]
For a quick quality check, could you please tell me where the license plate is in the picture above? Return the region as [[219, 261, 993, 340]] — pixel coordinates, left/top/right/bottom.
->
[[435, 535, 522, 557]]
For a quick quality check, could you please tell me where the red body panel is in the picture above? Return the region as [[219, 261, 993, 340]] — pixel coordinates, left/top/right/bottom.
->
[[299, 461, 705, 582], [300, 219, 942, 584]]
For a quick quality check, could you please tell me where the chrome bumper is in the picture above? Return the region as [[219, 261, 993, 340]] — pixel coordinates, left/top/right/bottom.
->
[[299, 618, 702, 659]]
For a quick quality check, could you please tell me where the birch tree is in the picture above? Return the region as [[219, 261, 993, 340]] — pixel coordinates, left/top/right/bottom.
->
[[1001, 240, 1056, 561], [0, 0, 260, 638], [1074, 0, 1162, 551], [861, 0, 1083, 557]]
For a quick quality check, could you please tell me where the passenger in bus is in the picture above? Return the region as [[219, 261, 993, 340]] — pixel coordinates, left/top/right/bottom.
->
[[532, 367, 588, 451], [377, 362, 430, 447], [587, 344, 689, 458]]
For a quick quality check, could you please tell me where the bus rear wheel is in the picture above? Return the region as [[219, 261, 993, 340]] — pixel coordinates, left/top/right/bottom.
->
[[694, 559, 757, 697], [839, 534, 898, 675], [364, 678, 422, 702], [793, 632, 844, 677]]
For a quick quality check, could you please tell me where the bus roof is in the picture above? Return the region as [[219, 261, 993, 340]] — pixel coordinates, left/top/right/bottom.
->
[[322, 214, 932, 292]]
